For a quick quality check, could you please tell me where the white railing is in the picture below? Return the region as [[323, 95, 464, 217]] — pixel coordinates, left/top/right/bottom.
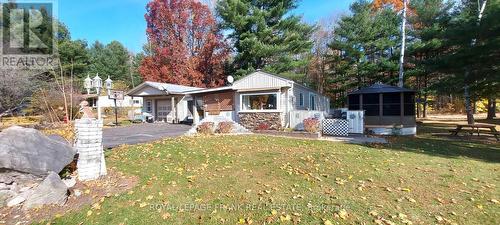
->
[[289, 110, 326, 130]]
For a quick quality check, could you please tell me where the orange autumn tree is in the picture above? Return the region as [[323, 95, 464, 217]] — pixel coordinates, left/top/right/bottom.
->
[[373, 0, 404, 10], [139, 0, 230, 88]]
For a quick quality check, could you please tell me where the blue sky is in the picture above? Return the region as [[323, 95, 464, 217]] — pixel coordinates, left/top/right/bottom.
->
[[58, 0, 354, 53]]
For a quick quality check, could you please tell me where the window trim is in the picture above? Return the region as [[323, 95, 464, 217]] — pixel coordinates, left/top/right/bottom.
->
[[309, 93, 317, 110], [239, 92, 281, 112], [145, 100, 152, 113]]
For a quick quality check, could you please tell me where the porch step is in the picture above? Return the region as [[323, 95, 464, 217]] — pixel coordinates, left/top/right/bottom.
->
[[185, 116, 250, 135]]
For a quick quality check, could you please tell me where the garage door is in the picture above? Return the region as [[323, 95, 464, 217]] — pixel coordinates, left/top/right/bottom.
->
[[157, 100, 171, 122]]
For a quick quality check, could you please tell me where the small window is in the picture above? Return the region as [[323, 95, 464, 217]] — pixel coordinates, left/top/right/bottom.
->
[[145, 100, 152, 112], [299, 93, 304, 106], [133, 100, 140, 104], [310, 94, 316, 110], [242, 93, 278, 110]]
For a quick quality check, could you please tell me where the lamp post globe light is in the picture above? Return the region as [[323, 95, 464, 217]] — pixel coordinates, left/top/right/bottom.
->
[[105, 76, 113, 96], [84, 75, 93, 95], [93, 73, 102, 95], [84, 73, 111, 120]]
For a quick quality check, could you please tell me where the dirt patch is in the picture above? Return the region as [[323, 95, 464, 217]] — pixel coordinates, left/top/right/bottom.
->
[[0, 169, 138, 225]]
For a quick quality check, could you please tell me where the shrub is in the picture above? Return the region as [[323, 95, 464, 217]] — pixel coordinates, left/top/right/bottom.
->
[[303, 118, 320, 133], [256, 122, 270, 130], [217, 122, 234, 134], [197, 122, 214, 135]]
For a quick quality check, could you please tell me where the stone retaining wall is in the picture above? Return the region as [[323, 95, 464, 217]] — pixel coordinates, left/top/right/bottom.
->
[[238, 112, 282, 130], [74, 119, 106, 181]]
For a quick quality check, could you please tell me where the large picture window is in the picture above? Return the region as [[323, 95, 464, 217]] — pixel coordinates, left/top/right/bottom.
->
[[242, 93, 278, 111]]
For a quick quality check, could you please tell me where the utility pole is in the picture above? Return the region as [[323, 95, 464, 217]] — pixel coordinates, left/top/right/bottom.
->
[[397, 0, 407, 88]]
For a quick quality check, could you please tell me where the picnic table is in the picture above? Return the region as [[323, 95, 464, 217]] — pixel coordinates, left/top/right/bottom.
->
[[449, 123, 499, 141]]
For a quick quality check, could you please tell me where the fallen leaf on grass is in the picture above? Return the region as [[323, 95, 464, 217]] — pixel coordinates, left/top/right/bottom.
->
[[162, 213, 171, 220]]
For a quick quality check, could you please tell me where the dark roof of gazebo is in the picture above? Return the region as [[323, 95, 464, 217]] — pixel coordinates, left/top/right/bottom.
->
[[348, 83, 415, 95]]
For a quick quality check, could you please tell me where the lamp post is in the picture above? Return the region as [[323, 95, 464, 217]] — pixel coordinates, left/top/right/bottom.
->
[[104, 76, 118, 126]]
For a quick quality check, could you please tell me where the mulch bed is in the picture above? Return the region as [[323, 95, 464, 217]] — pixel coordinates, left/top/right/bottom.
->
[[0, 169, 138, 225]]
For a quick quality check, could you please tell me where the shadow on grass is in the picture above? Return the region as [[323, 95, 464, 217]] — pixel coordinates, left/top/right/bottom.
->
[[363, 123, 500, 163], [385, 136, 500, 163]]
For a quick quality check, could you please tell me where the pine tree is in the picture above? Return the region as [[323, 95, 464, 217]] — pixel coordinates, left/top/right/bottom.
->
[[216, 0, 314, 79], [326, 0, 400, 106], [405, 0, 453, 117]]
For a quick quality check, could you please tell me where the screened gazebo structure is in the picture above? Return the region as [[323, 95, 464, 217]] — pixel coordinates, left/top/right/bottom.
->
[[347, 83, 416, 135]]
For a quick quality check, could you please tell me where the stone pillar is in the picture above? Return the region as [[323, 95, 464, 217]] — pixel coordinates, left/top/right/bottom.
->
[[74, 118, 106, 181]]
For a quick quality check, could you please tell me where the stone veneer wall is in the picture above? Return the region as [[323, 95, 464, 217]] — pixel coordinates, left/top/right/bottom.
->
[[238, 112, 282, 130], [74, 118, 107, 181]]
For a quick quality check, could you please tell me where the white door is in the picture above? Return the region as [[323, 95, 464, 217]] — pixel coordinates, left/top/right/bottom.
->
[[156, 100, 171, 122], [347, 110, 364, 134]]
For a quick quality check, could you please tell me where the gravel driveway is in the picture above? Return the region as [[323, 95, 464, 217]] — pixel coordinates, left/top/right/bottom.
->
[[103, 123, 191, 148]]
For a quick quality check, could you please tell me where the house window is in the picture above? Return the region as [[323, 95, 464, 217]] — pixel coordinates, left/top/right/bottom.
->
[[133, 100, 140, 104], [299, 93, 304, 106], [241, 93, 278, 111], [309, 94, 316, 110], [145, 100, 152, 112]]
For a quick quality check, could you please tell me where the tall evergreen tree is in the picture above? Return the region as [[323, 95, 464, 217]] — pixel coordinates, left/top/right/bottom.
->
[[88, 41, 132, 86], [216, 0, 314, 79], [434, 0, 498, 123], [406, 0, 453, 117], [326, 0, 400, 106]]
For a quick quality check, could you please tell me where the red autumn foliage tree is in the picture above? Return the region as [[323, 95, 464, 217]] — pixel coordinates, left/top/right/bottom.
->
[[139, 0, 229, 88]]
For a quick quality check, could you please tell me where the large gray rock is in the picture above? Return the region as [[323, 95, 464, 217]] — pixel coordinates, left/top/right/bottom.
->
[[22, 172, 68, 209], [0, 126, 76, 175], [0, 190, 16, 207]]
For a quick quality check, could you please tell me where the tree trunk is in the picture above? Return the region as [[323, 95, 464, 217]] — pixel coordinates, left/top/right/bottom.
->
[[462, 0, 487, 125], [464, 84, 475, 124], [487, 98, 496, 119], [397, 0, 407, 87], [423, 93, 428, 118]]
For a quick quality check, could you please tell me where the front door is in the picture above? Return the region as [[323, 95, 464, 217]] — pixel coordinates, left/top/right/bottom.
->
[[156, 99, 171, 122]]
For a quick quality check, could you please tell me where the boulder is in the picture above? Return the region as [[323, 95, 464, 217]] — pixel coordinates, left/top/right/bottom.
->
[[0, 190, 16, 207], [0, 126, 76, 175], [7, 195, 25, 207], [22, 172, 68, 209]]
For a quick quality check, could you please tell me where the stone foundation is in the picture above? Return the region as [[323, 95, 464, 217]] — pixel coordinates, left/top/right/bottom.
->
[[238, 112, 282, 130]]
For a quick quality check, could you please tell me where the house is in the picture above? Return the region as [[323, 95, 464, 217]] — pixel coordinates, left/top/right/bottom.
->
[[126, 82, 203, 123], [127, 71, 330, 129]]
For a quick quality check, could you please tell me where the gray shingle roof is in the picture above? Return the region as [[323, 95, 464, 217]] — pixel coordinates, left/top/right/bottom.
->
[[348, 83, 415, 95]]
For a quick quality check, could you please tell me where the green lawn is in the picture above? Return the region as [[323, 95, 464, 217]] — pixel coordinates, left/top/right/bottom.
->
[[49, 125, 499, 225]]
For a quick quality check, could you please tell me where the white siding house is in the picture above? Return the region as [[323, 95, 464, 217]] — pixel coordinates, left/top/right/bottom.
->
[[127, 71, 330, 129]]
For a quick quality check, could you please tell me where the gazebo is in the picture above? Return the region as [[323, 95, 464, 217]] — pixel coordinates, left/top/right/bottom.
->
[[347, 83, 416, 135]]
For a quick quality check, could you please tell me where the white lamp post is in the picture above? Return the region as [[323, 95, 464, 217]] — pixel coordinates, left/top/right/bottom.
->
[[84, 73, 104, 120]]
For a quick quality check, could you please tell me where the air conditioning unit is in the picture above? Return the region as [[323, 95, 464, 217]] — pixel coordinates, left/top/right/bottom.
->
[[347, 110, 364, 134]]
